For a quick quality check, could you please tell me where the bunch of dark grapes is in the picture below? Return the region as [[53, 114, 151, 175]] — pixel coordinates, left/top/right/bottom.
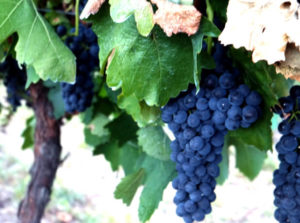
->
[[161, 45, 262, 223], [0, 56, 26, 110], [57, 23, 98, 113], [272, 85, 300, 223]]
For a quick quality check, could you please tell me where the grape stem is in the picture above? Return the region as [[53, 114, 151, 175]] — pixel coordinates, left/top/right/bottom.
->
[[289, 111, 300, 121], [205, 0, 214, 55], [75, 0, 80, 36]]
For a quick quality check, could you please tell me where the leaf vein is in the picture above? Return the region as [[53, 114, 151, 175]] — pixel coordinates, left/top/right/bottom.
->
[[30, 0, 63, 62], [23, 14, 38, 60], [0, 0, 23, 29]]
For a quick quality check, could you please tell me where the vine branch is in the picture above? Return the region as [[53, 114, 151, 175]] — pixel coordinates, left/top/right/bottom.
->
[[205, 0, 214, 55], [17, 82, 62, 223]]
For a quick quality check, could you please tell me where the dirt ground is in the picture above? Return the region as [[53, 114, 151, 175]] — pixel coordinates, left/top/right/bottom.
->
[[0, 106, 279, 223]]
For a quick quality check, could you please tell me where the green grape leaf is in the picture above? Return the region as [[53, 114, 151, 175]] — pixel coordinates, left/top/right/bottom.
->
[[270, 71, 293, 99], [95, 140, 141, 173], [0, 44, 6, 62], [89, 114, 111, 146], [109, 0, 154, 36], [84, 128, 109, 147], [229, 108, 273, 152], [216, 136, 229, 185], [0, 0, 76, 82], [114, 168, 145, 205], [115, 145, 176, 222], [103, 85, 121, 104], [90, 113, 111, 137], [47, 84, 65, 119], [21, 116, 35, 150], [191, 17, 220, 90], [137, 126, 171, 161], [80, 97, 118, 125], [44, 11, 69, 26], [91, 112, 138, 170], [118, 94, 161, 127], [82, 101, 119, 148], [137, 155, 176, 222], [106, 113, 138, 146], [92, 97, 118, 117], [109, 0, 133, 22], [84, 113, 111, 147], [198, 50, 216, 70], [134, 3, 154, 37], [94, 137, 175, 222], [229, 48, 289, 107], [92, 5, 194, 106], [119, 142, 142, 175], [228, 48, 283, 152], [25, 66, 40, 89], [80, 106, 94, 125], [231, 137, 267, 180], [210, 0, 228, 21], [94, 140, 120, 171]]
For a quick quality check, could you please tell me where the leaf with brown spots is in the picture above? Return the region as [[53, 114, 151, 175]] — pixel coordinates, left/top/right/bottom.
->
[[151, 0, 201, 37]]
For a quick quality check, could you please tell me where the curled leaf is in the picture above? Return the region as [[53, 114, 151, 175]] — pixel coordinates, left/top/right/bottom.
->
[[275, 43, 300, 81], [219, 0, 300, 65], [80, 0, 106, 19], [151, 0, 201, 37]]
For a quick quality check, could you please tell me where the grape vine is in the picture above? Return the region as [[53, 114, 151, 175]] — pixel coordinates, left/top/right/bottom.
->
[[162, 45, 263, 222], [273, 86, 300, 223], [0, 1, 294, 223]]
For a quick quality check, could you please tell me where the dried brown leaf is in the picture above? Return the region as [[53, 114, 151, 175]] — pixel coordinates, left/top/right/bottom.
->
[[106, 48, 116, 69], [276, 43, 300, 81], [151, 0, 201, 37], [219, 0, 300, 65], [276, 65, 300, 81], [80, 0, 106, 20]]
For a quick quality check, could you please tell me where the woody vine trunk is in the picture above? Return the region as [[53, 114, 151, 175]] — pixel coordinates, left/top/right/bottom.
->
[[17, 82, 62, 223]]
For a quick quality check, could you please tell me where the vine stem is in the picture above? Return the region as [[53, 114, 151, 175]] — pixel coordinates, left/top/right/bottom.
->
[[37, 8, 75, 16], [205, 0, 214, 55], [75, 0, 80, 36], [17, 82, 62, 223], [289, 111, 300, 121]]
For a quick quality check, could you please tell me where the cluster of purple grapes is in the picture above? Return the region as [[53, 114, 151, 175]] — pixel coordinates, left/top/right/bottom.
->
[[272, 86, 300, 223], [0, 56, 27, 110], [57, 23, 98, 113], [161, 70, 262, 222]]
